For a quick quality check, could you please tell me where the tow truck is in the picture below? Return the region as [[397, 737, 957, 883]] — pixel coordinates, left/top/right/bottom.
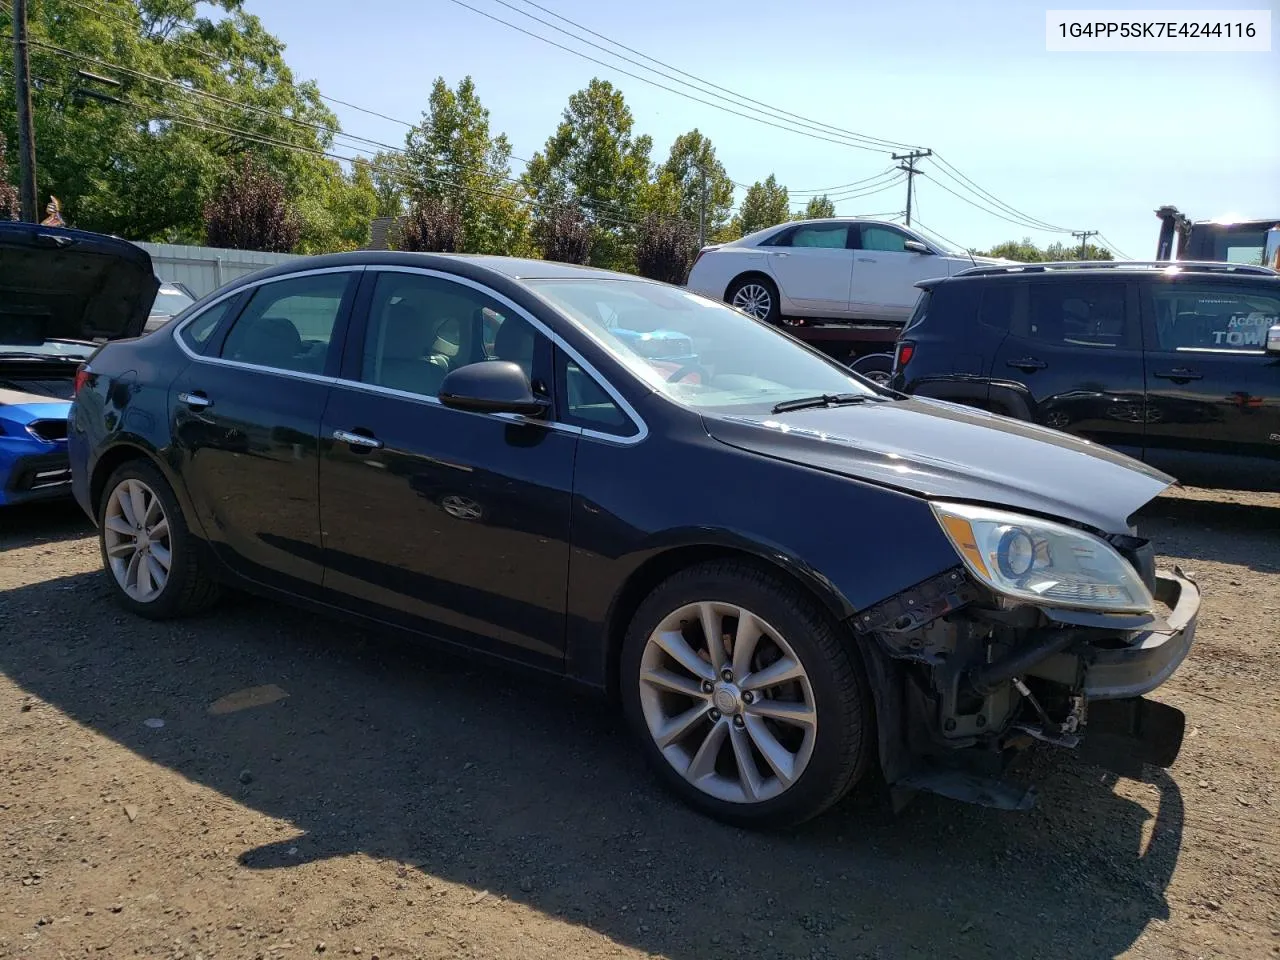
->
[[1155, 205, 1280, 268]]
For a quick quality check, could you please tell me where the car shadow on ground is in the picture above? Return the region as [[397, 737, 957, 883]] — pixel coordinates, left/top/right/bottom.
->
[[1137, 494, 1280, 573], [0, 500, 92, 549], [0, 571, 1183, 960]]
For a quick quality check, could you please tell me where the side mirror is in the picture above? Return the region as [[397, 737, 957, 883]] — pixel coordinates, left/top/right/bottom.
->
[[903, 240, 932, 255], [438, 361, 550, 417], [1267, 324, 1280, 356]]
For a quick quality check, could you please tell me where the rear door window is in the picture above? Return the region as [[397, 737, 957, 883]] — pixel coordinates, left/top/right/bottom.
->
[[219, 273, 353, 374], [1146, 282, 1280, 353], [1020, 281, 1136, 349]]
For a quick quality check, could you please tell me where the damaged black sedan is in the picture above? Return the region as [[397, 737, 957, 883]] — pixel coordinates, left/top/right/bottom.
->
[[69, 252, 1199, 827]]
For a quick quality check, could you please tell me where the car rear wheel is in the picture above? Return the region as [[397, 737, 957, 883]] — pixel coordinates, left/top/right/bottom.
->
[[621, 560, 873, 828], [725, 276, 785, 326], [849, 352, 895, 387], [98, 461, 220, 620]]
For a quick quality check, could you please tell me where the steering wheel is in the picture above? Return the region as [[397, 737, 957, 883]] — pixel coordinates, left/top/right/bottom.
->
[[665, 363, 708, 384]]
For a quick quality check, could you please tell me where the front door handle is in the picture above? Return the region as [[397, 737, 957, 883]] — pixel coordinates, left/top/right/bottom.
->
[[333, 429, 383, 450], [1153, 368, 1203, 382], [1006, 357, 1047, 372], [771, 252, 790, 258], [178, 391, 212, 410]]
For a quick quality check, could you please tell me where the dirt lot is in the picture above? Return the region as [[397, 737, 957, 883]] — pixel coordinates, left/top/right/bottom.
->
[[1, 487, 1277, 960]]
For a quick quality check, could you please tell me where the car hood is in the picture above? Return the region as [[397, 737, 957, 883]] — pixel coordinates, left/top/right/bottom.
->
[[0, 222, 159, 344], [0, 385, 70, 420], [704, 397, 1175, 534]]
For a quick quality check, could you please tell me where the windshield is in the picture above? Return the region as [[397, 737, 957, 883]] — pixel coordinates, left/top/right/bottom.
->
[[527, 279, 876, 410], [153, 285, 195, 316], [909, 224, 969, 258]]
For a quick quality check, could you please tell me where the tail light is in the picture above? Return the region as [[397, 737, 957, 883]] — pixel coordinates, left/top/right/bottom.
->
[[894, 340, 915, 370], [690, 246, 712, 271], [73, 364, 91, 396]]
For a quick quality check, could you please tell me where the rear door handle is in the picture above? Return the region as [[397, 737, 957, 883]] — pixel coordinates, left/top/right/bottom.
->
[[856, 257, 876, 263], [178, 391, 212, 410], [1006, 357, 1047, 372], [1153, 368, 1203, 382], [333, 428, 383, 450], [771, 252, 790, 258]]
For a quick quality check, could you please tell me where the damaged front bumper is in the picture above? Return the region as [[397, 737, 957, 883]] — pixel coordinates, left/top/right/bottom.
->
[[1026, 568, 1200, 700], [862, 566, 1201, 811]]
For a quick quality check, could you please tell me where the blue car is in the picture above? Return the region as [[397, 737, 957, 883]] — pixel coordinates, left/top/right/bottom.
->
[[0, 222, 157, 506]]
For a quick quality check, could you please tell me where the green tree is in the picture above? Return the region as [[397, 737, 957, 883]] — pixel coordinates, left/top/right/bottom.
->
[[802, 194, 835, 219], [295, 160, 380, 253], [0, 132, 18, 220], [523, 78, 652, 270], [0, 0, 342, 243], [368, 151, 407, 219], [974, 237, 1114, 262], [401, 76, 528, 255], [1045, 240, 1113, 261], [649, 129, 733, 241], [732, 174, 790, 236]]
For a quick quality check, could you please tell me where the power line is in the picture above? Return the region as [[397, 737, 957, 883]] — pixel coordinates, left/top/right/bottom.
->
[[918, 171, 1076, 234], [29, 38, 657, 226], [929, 152, 1073, 234], [784, 167, 898, 194], [491, 0, 917, 153], [1097, 232, 1132, 260], [444, 0, 901, 155]]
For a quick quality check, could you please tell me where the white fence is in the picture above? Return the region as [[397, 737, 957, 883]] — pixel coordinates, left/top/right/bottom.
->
[[133, 242, 304, 298]]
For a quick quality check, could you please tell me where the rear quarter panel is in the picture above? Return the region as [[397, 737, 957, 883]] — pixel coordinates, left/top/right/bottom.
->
[[69, 331, 197, 528]]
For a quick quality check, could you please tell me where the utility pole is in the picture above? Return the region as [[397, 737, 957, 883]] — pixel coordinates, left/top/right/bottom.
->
[[1071, 229, 1099, 260], [12, 0, 38, 222], [892, 148, 930, 226], [697, 163, 707, 249]]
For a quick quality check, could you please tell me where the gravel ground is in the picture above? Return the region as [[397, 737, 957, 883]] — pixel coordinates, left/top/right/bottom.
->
[[1, 486, 1277, 960]]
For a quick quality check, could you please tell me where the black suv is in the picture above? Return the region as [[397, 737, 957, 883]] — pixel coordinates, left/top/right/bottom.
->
[[890, 261, 1280, 492]]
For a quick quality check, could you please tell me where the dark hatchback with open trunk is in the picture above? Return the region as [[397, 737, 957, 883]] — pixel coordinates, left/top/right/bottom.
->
[[69, 251, 1199, 827]]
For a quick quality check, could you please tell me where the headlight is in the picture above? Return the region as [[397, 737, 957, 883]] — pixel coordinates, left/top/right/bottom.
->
[[931, 501, 1153, 614]]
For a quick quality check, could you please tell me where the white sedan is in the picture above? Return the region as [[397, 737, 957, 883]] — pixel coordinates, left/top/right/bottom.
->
[[687, 218, 1007, 325]]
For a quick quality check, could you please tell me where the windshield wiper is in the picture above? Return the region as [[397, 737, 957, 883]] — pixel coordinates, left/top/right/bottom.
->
[[771, 393, 877, 414]]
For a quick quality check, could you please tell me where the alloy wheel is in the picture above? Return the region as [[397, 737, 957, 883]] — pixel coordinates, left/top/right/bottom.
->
[[103, 478, 173, 602], [731, 283, 773, 321], [637, 601, 817, 804]]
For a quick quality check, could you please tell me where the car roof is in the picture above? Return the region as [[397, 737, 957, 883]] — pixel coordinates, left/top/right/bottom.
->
[[211, 250, 651, 295], [920, 260, 1280, 290], [730, 217, 909, 245]]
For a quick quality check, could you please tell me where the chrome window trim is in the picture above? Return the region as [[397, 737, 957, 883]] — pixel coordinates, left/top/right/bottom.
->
[[171, 263, 649, 446], [171, 265, 366, 372], [340, 266, 648, 446]]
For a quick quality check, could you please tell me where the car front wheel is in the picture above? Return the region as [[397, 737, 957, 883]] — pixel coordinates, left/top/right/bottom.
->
[[98, 460, 221, 620], [621, 561, 873, 828]]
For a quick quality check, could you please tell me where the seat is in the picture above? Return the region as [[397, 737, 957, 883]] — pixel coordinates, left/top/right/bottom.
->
[[372, 302, 449, 397], [491, 316, 535, 378], [227, 315, 304, 370]]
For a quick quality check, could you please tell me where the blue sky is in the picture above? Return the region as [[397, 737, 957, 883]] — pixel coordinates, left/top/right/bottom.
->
[[257, 0, 1278, 257]]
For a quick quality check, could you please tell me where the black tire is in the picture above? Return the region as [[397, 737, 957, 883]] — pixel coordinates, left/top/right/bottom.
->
[[724, 275, 784, 326], [620, 560, 873, 829], [849, 352, 894, 386], [97, 459, 221, 620]]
